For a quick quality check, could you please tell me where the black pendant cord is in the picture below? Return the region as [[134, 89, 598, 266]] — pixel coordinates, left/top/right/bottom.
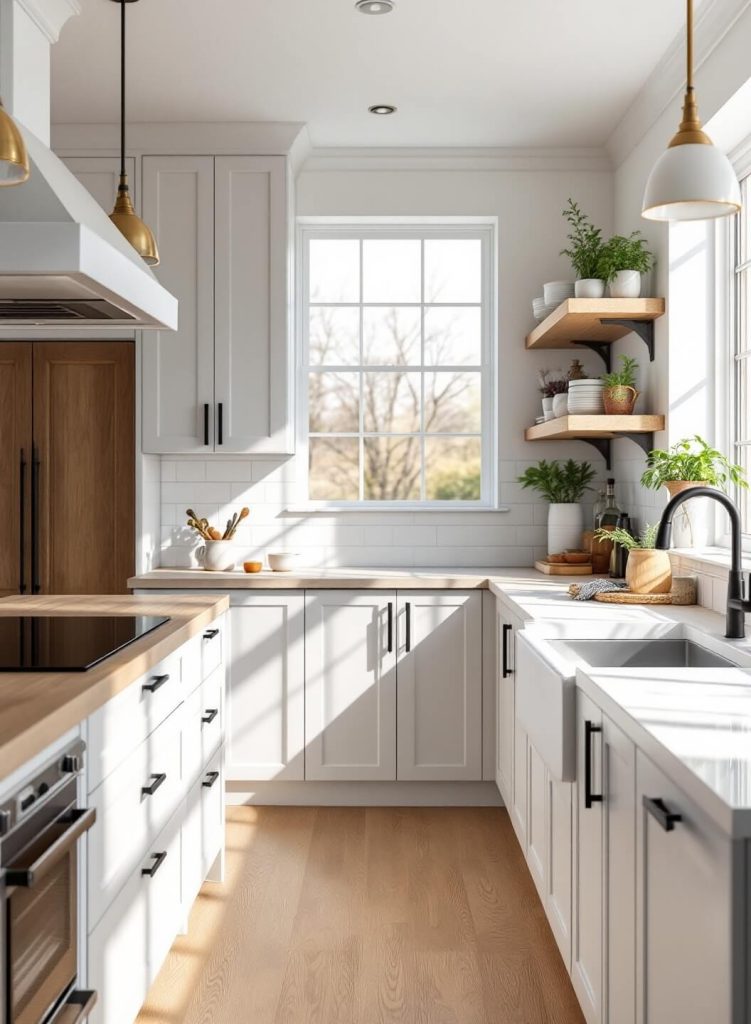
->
[[119, 0, 126, 186]]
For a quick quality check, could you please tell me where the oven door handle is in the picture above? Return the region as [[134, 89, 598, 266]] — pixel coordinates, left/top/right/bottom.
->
[[5, 807, 96, 887], [48, 989, 98, 1024]]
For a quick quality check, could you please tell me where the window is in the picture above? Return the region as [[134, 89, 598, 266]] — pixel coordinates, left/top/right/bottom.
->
[[732, 176, 751, 532], [298, 221, 496, 507]]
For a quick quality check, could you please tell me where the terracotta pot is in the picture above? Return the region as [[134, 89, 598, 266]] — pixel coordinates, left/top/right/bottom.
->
[[625, 549, 672, 594], [664, 480, 709, 498], [603, 385, 639, 415]]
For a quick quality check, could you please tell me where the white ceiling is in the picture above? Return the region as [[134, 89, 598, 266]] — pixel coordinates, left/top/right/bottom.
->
[[51, 0, 691, 148]]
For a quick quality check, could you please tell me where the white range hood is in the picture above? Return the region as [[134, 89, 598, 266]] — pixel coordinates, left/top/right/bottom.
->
[[0, 0, 178, 329]]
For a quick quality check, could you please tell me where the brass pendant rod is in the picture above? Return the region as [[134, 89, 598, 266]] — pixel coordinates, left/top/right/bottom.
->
[[686, 0, 693, 92], [119, 0, 126, 181]]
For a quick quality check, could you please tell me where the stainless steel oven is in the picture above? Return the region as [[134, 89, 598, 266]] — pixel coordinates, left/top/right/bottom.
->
[[1, 740, 96, 1024]]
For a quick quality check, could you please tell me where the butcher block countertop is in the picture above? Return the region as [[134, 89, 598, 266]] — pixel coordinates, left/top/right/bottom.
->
[[0, 594, 228, 779], [129, 567, 508, 590]]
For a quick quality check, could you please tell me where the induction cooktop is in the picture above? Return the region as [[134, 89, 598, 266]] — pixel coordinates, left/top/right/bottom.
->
[[0, 615, 170, 672]]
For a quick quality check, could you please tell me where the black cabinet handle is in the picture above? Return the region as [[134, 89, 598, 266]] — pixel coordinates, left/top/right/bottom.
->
[[203, 403, 210, 446], [387, 602, 393, 653], [141, 850, 167, 877], [202, 770, 220, 789], [202, 708, 219, 725], [142, 673, 169, 694], [217, 402, 223, 446], [203, 628, 220, 640], [31, 445, 40, 594], [643, 795, 682, 832], [502, 623, 513, 678], [48, 989, 98, 1024], [584, 720, 603, 809], [19, 448, 26, 594], [405, 602, 411, 652], [141, 772, 167, 797]]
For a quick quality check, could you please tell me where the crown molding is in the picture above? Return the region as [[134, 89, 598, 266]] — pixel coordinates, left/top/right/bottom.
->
[[606, 0, 751, 167], [16, 0, 80, 43], [300, 146, 613, 173], [51, 121, 308, 157]]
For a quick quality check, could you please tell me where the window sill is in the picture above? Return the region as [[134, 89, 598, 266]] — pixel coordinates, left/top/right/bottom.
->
[[282, 504, 512, 515], [670, 546, 751, 575]]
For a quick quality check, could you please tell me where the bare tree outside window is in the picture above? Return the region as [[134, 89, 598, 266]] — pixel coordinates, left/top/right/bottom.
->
[[303, 232, 490, 503]]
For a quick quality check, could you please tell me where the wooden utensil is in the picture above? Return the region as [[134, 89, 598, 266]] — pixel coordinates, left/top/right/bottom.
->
[[226, 507, 249, 540]]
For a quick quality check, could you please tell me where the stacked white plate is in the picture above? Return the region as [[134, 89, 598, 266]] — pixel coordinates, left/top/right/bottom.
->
[[567, 378, 605, 414], [532, 297, 559, 322], [543, 280, 576, 305]]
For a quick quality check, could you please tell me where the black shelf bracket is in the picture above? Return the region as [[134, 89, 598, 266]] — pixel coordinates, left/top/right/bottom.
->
[[573, 341, 612, 373], [578, 431, 656, 471], [599, 318, 655, 361]]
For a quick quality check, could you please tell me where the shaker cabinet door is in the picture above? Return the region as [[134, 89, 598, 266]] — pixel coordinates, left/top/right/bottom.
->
[[141, 155, 215, 453]]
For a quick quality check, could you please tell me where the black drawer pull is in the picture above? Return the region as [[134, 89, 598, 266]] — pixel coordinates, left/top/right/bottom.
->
[[141, 850, 167, 878], [387, 602, 393, 653], [142, 673, 169, 694], [203, 402, 210, 446], [203, 628, 220, 640], [584, 720, 603, 809], [643, 795, 682, 832], [141, 772, 167, 797], [202, 708, 219, 725], [202, 770, 220, 789], [405, 602, 411, 652], [502, 623, 513, 678]]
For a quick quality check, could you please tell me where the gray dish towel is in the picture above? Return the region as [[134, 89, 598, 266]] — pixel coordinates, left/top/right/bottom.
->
[[572, 579, 628, 601]]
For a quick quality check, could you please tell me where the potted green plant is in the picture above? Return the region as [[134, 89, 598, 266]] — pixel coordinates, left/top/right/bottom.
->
[[518, 459, 596, 554], [594, 523, 671, 594], [640, 435, 747, 498], [601, 354, 640, 415], [600, 231, 655, 298], [561, 199, 606, 299]]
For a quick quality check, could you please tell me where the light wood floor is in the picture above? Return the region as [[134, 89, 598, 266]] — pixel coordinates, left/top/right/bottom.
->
[[137, 806, 584, 1024]]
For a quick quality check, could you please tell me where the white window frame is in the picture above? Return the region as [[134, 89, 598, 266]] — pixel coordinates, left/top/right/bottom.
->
[[295, 217, 499, 510]]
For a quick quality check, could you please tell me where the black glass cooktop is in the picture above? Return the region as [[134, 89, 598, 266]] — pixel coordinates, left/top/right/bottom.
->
[[0, 615, 170, 672]]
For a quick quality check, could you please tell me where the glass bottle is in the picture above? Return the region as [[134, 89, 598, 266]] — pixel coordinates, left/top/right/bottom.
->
[[598, 478, 621, 529], [592, 484, 607, 529], [611, 512, 634, 578]]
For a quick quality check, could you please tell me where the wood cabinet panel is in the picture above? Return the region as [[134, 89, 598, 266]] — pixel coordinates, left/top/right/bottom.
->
[[0, 344, 31, 596]]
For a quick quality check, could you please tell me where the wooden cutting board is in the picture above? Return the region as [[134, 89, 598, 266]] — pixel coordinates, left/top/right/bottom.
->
[[535, 560, 593, 576]]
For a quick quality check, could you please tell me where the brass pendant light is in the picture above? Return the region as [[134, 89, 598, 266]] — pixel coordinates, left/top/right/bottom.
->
[[0, 98, 30, 186], [109, 0, 159, 265]]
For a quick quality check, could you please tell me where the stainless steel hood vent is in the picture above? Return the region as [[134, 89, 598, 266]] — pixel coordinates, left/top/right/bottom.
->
[[0, 298, 135, 321]]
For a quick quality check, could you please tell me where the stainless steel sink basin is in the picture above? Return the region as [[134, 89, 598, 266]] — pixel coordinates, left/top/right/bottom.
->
[[548, 637, 736, 670]]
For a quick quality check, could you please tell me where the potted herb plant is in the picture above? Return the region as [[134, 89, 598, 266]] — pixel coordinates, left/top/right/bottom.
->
[[561, 199, 606, 299], [640, 435, 747, 498], [600, 231, 655, 298], [518, 458, 596, 554], [601, 354, 640, 415], [594, 523, 671, 594], [541, 374, 567, 420]]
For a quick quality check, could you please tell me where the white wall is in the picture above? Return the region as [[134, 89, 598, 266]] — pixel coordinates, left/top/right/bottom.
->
[[159, 159, 612, 569]]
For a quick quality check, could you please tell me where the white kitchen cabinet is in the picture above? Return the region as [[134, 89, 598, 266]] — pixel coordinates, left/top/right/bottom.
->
[[142, 155, 215, 453], [63, 155, 137, 213], [495, 598, 522, 804], [214, 156, 292, 453], [526, 741, 547, 896], [396, 591, 482, 781], [227, 594, 305, 782], [183, 751, 224, 911], [636, 750, 736, 1024], [545, 770, 573, 970], [141, 154, 292, 455], [572, 691, 604, 1024], [304, 590, 396, 781]]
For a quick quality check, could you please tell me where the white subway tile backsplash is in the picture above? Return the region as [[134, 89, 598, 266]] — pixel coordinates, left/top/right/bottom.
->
[[161, 481, 232, 504], [205, 460, 255, 482], [175, 461, 206, 482]]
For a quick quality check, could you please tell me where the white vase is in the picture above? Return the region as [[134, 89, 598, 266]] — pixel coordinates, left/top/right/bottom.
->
[[542, 396, 554, 421], [552, 393, 569, 418], [575, 279, 606, 299], [547, 503, 584, 556], [609, 269, 642, 298]]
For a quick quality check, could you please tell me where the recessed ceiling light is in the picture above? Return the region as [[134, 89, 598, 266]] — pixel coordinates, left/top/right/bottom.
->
[[355, 0, 395, 13], [369, 104, 397, 115]]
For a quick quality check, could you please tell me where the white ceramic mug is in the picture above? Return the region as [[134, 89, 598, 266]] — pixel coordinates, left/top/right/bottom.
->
[[197, 540, 236, 572]]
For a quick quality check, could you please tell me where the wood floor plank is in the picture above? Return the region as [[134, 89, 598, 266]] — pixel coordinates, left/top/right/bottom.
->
[[136, 806, 584, 1024]]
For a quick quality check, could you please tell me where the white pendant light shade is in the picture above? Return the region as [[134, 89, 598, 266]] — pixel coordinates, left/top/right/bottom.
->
[[642, 142, 741, 221]]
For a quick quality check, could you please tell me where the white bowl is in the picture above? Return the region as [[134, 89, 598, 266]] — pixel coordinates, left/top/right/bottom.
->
[[543, 281, 575, 304], [267, 551, 302, 572]]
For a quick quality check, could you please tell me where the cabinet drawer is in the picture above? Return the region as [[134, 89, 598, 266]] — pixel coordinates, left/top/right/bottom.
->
[[87, 807, 182, 1024], [87, 648, 182, 791], [88, 711, 183, 932], [200, 617, 225, 679], [183, 667, 224, 788], [182, 751, 223, 910]]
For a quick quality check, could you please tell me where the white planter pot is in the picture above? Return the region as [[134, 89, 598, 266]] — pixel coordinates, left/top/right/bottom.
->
[[609, 269, 642, 298], [547, 503, 583, 556], [542, 396, 554, 421], [552, 393, 569, 418], [575, 278, 606, 299]]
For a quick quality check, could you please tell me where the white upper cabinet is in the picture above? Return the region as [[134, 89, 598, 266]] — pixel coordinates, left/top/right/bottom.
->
[[396, 591, 482, 782], [214, 157, 292, 453], [141, 154, 293, 455], [63, 155, 137, 212], [142, 155, 215, 453]]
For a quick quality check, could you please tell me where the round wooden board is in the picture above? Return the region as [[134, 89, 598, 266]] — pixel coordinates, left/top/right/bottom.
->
[[594, 591, 672, 605]]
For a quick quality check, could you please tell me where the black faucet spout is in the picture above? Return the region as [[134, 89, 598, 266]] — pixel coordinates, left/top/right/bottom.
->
[[655, 486, 747, 639]]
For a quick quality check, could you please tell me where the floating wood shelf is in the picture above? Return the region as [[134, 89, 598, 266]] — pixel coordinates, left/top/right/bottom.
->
[[525, 414, 665, 469], [526, 298, 665, 371]]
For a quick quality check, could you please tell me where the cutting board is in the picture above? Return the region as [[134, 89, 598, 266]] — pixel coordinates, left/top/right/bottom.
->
[[535, 560, 593, 576]]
